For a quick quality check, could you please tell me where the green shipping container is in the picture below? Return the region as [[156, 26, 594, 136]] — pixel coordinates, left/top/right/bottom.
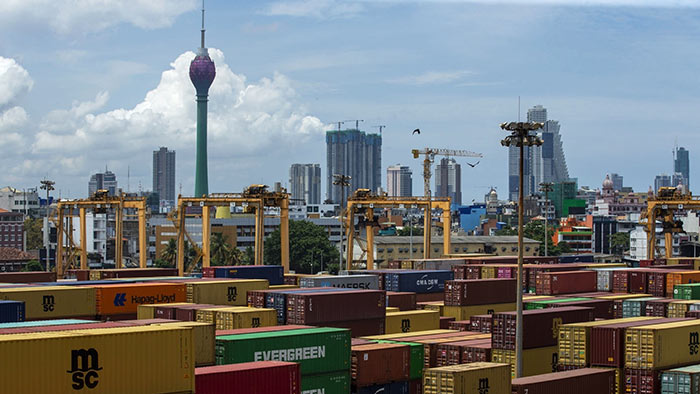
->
[[216, 327, 351, 375], [301, 371, 351, 394], [525, 297, 590, 310], [375, 340, 424, 380], [674, 283, 700, 300]]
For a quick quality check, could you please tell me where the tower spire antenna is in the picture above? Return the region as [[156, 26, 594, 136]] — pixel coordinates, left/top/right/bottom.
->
[[200, 0, 206, 49]]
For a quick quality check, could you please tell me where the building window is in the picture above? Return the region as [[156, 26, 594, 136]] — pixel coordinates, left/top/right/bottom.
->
[[387, 248, 393, 253], [501, 247, 506, 252]]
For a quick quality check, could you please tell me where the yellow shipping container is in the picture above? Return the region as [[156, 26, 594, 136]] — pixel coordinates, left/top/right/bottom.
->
[[136, 302, 190, 320], [196, 307, 234, 326], [214, 307, 277, 330], [400, 261, 414, 269], [442, 303, 516, 321], [0, 325, 194, 393], [362, 329, 455, 341], [386, 306, 400, 313], [523, 295, 552, 301], [0, 286, 96, 320], [492, 346, 558, 378], [269, 284, 298, 290], [154, 321, 214, 367], [625, 319, 700, 369], [480, 266, 497, 279], [186, 279, 268, 305], [420, 301, 443, 311], [597, 293, 651, 300], [558, 317, 660, 367], [423, 362, 511, 394], [385, 310, 440, 334], [668, 300, 699, 318]]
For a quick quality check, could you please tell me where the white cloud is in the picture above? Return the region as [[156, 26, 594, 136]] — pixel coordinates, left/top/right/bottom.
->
[[388, 70, 474, 85], [0, 0, 198, 34], [365, 0, 700, 6], [265, 0, 364, 18], [0, 57, 33, 107]]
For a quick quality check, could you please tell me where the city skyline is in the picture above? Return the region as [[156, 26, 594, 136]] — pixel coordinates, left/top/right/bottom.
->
[[0, 2, 699, 202]]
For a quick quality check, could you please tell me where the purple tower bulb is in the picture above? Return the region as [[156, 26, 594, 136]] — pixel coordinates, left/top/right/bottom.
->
[[190, 51, 216, 95]]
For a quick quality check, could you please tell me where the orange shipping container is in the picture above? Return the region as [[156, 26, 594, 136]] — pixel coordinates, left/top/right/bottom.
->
[[666, 271, 700, 297], [91, 283, 187, 316]]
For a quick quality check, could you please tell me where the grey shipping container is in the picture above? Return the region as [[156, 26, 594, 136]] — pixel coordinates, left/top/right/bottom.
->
[[299, 274, 379, 290]]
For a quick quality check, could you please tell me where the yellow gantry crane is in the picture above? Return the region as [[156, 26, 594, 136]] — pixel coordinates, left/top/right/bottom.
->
[[641, 186, 698, 259], [411, 147, 482, 258]]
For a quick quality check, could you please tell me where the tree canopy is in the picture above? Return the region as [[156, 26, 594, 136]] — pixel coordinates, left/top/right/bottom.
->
[[264, 220, 339, 274], [495, 220, 571, 256]]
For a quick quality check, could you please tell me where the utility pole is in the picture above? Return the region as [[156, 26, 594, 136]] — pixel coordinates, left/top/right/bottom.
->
[[540, 182, 553, 257], [40, 179, 55, 272], [499, 121, 544, 378], [333, 174, 351, 271]]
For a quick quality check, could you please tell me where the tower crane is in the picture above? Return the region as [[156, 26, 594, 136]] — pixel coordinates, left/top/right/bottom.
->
[[411, 147, 482, 258]]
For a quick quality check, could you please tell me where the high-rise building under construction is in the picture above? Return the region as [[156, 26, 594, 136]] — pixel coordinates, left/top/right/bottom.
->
[[326, 128, 382, 203], [289, 163, 321, 204]]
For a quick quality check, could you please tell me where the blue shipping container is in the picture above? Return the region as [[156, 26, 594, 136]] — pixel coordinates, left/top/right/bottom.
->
[[0, 300, 24, 323], [211, 265, 284, 285], [356, 381, 409, 394], [0, 319, 96, 329], [559, 254, 595, 263], [384, 270, 453, 293]]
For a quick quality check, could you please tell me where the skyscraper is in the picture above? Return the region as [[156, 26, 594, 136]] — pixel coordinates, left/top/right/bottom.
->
[[435, 158, 461, 205], [88, 169, 118, 197], [674, 146, 690, 188], [153, 147, 176, 203], [610, 173, 623, 191], [289, 164, 321, 204], [387, 165, 412, 197], [508, 105, 570, 201], [326, 128, 382, 203], [655, 174, 672, 192], [189, 5, 216, 197]]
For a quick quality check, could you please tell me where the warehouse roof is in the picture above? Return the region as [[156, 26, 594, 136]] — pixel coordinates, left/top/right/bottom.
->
[[0, 248, 33, 262], [372, 235, 539, 244]]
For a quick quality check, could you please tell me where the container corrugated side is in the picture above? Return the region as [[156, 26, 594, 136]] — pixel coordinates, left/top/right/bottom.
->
[[660, 364, 700, 394], [423, 362, 511, 394], [301, 370, 350, 394], [0, 300, 24, 322], [0, 286, 96, 320], [374, 340, 424, 380], [441, 303, 516, 321], [511, 368, 616, 394], [187, 279, 268, 305], [195, 361, 300, 394], [0, 325, 194, 394], [155, 321, 215, 367], [92, 283, 187, 316], [625, 319, 700, 369], [492, 345, 558, 378], [669, 300, 700, 317], [361, 329, 455, 341], [385, 310, 440, 334], [351, 343, 410, 386], [216, 326, 351, 375], [214, 307, 277, 330]]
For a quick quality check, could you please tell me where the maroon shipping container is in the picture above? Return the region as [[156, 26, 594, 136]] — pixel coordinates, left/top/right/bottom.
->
[[589, 318, 688, 367], [408, 379, 421, 394], [351, 343, 410, 387], [444, 279, 516, 306], [612, 270, 630, 293], [174, 304, 216, 322], [436, 338, 491, 366], [246, 289, 270, 308], [386, 291, 417, 311], [154, 305, 180, 320], [469, 314, 493, 333], [625, 368, 660, 394], [536, 270, 596, 295], [351, 338, 374, 346], [415, 292, 444, 302], [461, 341, 492, 363], [687, 310, 700, 319], [195, 361, 300, 394], [491, 306, 594, 350], [286, 290, 385, 325], [629, 270, 649, 294], [324, 318, 384, 337], [114, 318, 176, 325], [451, 265, 468, 280], [448, 320, 471, 331], [465, 266, 482, 280], [0, 271, 56, 283], [97, 268, 179, 279], [439, 316, 455, 329], [65, 269, 90, 281], [647, 270, 672, 297], [644, 299, 674, 317], [511, 368, 616, 394], [547, 299, 614, 319], [613, 299, 625, 318]]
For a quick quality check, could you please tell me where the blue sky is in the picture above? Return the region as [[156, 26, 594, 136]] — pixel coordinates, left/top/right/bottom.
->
[[1, 0, 699, 202]]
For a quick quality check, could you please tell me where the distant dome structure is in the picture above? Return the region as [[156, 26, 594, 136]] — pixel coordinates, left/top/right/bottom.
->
[[677, 181, 686, 195], [603, 174, 613, 190], [488, 188, 498, 202]]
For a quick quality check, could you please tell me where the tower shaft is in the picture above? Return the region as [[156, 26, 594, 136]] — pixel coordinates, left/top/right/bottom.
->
[[194, 94, 209, 197]]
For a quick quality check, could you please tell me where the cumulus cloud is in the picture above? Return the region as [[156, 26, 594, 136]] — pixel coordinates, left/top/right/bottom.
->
[[0, 0, 198, 34], [0, 57, 33, 107]]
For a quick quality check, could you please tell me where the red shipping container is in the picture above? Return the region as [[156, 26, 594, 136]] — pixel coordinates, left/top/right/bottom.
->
[[448, 320, 471, 331], [0, 271, 56, 283], [195, 361, 300, 394], [351, 343, 410, 387], [469, 314, 493, 333], [415, 292, 444, 303], [386, 291, 417, 311], [629, 270, 649, 294], [511, 368, 616, 394], [246, 289, 271, 308], [537, 271, 597, 295], [97, 268, 179, 279], [497, 266, 516, 278], [625, 368, 660, 394], [351, 338, 374, 346], [647, 270, 672, 297], [589, 318, 688, 367], [465, 266, 482, 279], [547, 299, 614, 319], [444, 279, 516, 306], [612, 270, 630, 293], [461, 341, 492, 363], [644, 299, 674, 317], [451, 265, 467, 280], [439, 316, 455, 329], [174, 304, 216, 321], [492, 306, 594, 350], [65, 269, 90, 281], [436, 338, 491, 366], [286, 290, 385, 325], [324, 318, 384, 337], [408, 379, 421, 394], [687, 310, 700, 319]]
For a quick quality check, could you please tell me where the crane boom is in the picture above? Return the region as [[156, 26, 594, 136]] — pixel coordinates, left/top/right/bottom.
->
[[412, 148, 482, 159]]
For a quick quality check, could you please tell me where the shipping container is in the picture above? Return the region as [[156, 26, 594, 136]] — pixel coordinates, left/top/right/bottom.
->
[[626, 319, 700, 369], [386, 306, 400, 313], [596, 269, 627, 292], [385, 310, 439, 334], [91, 282, 187, 316], [186, 279, 269, 306], [492, 346, 559, 377], [511, 368, 616, 394], [448, 320, 471, 331], [386, 291, 417, 311], [647, 270, 673, 297], [415, 292, 445, 302], [423, 362, 511, 394], [214, 307, 277, 330], [435, 338, 491, 366], [215, 327, 351, 375], [0, 318, 95, 330], [154, 321, 215, 366], [444, 279, 516, 306], [351, 342, 410, 386], [355, 381, 408, 394], [301, 371, 350, 394], [613, 270, 630, 293], [374, 340, 424, 380], [299, 274, 379, 290], [323, 317, 385, 337], [629, 270, 650, 294], [441, 302, 516, 321], [92, 268, 179, 279], [175, 304, 217, 322], [216, 324, 312, 337], [625, 368, 660, 394], [154, 302, 195, 320], [669, 300, 700, 317], [0, 300, 24, 322], [537, 271, 597, 295], [548, 298, 614, 319], [675, 283, 700, 300], [0, 325, 195, 394], [491, 306, 594, 350], [440, 316, 455, 329], [384, 270, 453, 293], [202, 265, 284, 285], [667, 271, 700, 297], [361, 329, 455, 341], [195, 361, 300, 394], [0, 271, 57, 283], [419, 334, 492, 367], [645, 299, 675, 317], [469, 314, 493, 333], [287, 289, 385, 325], [660, 364, 700, 394], [623, 297, 664, 318], [0, 286, 96, 320], [138, 302, 190, 320]]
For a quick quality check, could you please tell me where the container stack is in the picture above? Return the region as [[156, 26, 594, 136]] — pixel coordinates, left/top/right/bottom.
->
[[423, 362, 511, 394], [442, 278, 516, 321], [202, 265, 284, 285]]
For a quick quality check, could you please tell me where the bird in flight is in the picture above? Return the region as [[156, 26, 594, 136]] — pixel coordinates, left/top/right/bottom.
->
[[467, 161, 480, 167], [412, 128, 420, 135]]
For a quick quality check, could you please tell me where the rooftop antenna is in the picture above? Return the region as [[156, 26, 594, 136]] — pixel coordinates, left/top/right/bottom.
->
[[372, 125, 386, 136], [200, 0, 206, 49], [518, 96, 521, 121], [127, 165, 130, 193]]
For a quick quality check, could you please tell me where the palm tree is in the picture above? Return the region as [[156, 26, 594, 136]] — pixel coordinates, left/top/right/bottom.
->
[[160, 239, 177, 267], [210, 232, 233, 266]]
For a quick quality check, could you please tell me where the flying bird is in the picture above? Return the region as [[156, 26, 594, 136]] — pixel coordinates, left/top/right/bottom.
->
[[467, 161, 480, 168], [412, 128, 420, 135]]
